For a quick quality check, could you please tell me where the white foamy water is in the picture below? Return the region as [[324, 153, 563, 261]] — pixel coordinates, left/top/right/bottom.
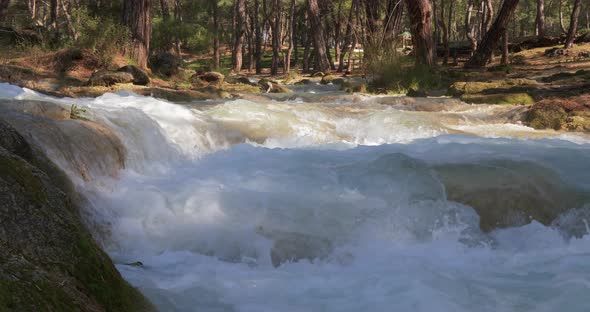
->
[[2, 83, 590, 312]]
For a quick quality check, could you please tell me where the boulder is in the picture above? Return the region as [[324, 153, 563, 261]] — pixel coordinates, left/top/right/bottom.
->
[[87, 70, 134, 87], [258, 78, 292, 93], [149, 51, 180, 77], [294, 79, 312, 85], [320, 74, 336, 85], [117, 65, 150, 85], [200, 71, 225, 86], [0, 120, 153, 311], [435, 160, 587, 232], [406, 88, 427, 97], [256, 226, 333, 267]]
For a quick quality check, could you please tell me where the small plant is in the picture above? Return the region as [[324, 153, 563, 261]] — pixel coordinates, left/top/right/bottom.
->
[[70, 104, 89, 121]]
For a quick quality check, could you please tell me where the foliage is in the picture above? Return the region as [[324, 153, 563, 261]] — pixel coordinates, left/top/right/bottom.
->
[[72, 8, 130, 67], [367, 55, 443, 94]]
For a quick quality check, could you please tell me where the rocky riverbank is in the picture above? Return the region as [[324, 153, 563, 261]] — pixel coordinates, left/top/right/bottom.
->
[[0, 104, 154, 311]]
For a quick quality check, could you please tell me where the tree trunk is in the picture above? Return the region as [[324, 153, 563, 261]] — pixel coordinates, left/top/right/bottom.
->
[[60, 0, 78, 41], [254, 0, 262, 74], [501, 29, 508, 65], [438, 0, 448, 65], [285, 0, 296, 73], [465, 0, 519, 68], [405, 0, 435, 67], [465, 0, 477, 55], [307, 0, 331, 72], [123, 0, 151, 70], [232, 0, 246, 72], [211, 0, 220, 69], [484, 0, 493, 31], [559, 0, 567, 34], [565, 0, 583, 49], [447, 0, 454, 63], [160, 0, 170, 21], [536, 0, 545, 39], [302, 25, 312, 73], [270, 0, 281, 75], [338, 0, 357, 72]]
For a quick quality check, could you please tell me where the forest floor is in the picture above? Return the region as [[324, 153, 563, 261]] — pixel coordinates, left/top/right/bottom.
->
[[1, 42, 589, 131]]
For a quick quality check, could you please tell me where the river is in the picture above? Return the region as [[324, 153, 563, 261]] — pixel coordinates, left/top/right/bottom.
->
[[2, 83, 590, 311]]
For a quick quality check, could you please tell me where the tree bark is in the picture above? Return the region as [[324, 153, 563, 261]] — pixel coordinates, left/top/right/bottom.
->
[[285, 0, 296, 73], [465, 0, 477, 55], [565, 0, 583, 49], [160, 0, 170, 21], [559, 0, 567, 34], [484, 0, 493, 31], [254, 0, 262, 74], [405, 0, 435, 67], [270, 0, 280, 75], [211, 0, 220, 69], [123, 0, 151, 70], [501, 29, 508, 65], [438, 0, 448, 65], [338, 0, 357, 72], [466, 0, 519, 68], [307, 0, 331, 72], [232, 0, 246, 72], [536, 0, 545, 39]]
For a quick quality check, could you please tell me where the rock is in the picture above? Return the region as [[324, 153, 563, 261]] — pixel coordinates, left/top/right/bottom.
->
[[200, 71, 225, 86], [0, 100, 71, 120], [236, 76, 254, 85], [435, 159, 588, 232], [87, 70, 134, 87], [294, 79, 312, 85], [117, 65, 150, 85], [320, 74, 336, 85], [190, 75, 208, 88], [332, 78, 346, 85], [149, 51, 180, 77], [577, 51, 590, 59], [310, 71, 325, 77], [460, 93, 535, 105], [448, 79, 537, 96], [256, 226, 333, 267], [406, 88, 427, 97], [544, 47, 569, 57], [0, 120, 153, 311], [526, 103, 569, 130], [258, 78, 292, 93]]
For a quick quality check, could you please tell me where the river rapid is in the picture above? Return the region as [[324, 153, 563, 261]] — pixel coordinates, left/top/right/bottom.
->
[[2, 83, 590, 312]]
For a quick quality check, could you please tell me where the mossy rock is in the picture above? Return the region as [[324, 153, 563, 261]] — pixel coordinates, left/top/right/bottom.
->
[[320, 74, 336, 85], [525, 106, 568, 130], [460, 93, 535, 105], [448, 79, 537, 96], [0, 120, 153, 311], [87, 70, 134, 87], [117, 65, 150, 85], [223, 83, 262, 94], [566, 115, 590, 131], [294, 79, 313, 85]]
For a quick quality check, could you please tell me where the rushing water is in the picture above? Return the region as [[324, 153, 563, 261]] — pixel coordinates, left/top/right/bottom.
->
[[2, 83, 590, 312]]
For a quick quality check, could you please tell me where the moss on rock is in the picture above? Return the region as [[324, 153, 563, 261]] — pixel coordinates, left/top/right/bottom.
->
[[460, 93, 535, 105], [448, 79, 537, 96]]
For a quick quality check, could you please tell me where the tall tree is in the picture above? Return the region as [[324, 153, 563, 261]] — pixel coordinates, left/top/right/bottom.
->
[[466, 0, 520, 68], [0, 0, 10, 20], [405, 0, 435, 67], [307, 0, 331, 72], [211, 0, 220, 69], [465, 0, 477, 55], [123, 0, 151, 69], [160, 0, 170, 21], [270, 0, 280, 75], [285, 0, 296, 73], [536, 0, 545, 39], [232, 0, 247, 72], [438, 0, 448, 65], [559, 0, 567, 34], [565, 0, 583, 49]]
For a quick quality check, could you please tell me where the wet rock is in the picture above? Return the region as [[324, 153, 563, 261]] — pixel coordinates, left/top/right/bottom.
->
[[0, 100, 71, 120], [435, 160, 588, 232], [149, 51, 180, 77], [460, 93, 535, 105], [0, 120, 153, 311], [117, 65, 150, 85], [320, 74, 336, 85], [256, 226, 333, 267], [407, 88, 427, 97], [294, 78, 313, 85], [87, 70, 134, 87], [310, 71, 325, 77], [258, 78, 292, 93]]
